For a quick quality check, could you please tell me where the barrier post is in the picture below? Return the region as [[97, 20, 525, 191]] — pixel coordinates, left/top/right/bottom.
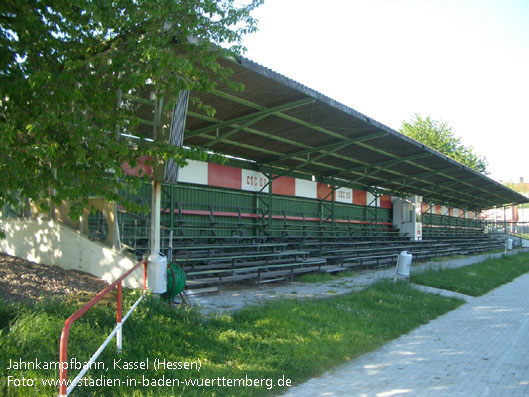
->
[[58, 259, 147, 397], [116, 282, 123, 354]]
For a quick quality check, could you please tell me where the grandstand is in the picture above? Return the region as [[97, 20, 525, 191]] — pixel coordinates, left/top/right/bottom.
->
[[2, 56, 528, 294], [110, 56, 528, 294]]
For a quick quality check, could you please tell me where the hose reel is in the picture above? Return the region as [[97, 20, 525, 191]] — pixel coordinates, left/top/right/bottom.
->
[[162, 262, 187, 304]]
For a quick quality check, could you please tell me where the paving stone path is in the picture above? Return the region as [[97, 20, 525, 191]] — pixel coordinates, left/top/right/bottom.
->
[[283, 272, 529, 396]]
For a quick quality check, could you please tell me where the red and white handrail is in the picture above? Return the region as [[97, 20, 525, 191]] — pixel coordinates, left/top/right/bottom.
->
[[58, 259, 148, 396]]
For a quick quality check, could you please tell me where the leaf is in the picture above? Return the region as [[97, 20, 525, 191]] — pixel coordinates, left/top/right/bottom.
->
[[0, 0, 264, 214], [400, 114, 488, 174]]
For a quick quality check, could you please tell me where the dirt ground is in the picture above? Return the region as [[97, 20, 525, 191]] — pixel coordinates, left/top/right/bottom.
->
[[0, 252, 110, 305]]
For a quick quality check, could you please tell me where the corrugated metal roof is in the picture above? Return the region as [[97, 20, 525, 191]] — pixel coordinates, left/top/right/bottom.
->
[[181, 56, 528, 210]]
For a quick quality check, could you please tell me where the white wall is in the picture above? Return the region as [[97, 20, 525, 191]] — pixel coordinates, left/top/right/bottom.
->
[[0, 218, 144, 288]]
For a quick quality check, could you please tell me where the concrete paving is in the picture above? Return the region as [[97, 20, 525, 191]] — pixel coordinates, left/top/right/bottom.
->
[[408, 283, 475, 303], [187, 249, 524, 316], [282, 272, 529, 396]]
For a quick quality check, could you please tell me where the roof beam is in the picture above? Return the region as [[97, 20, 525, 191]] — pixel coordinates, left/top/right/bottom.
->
[[187, 111, 384, 181], [262, 131, 388, 164], [350, 141, 498, 203], [202, 90, 516, 208], [203, 113, 270, 148], [212, 90, 349, 140], [188, 105, 473, 203], [324, 153, 431, 179], [262, 139, 374, 180], [187, 110, 315, 149], [425, 176, 483, 193], [208, 91, 425, 182], [385, 167, 459, 187], [186, 97, 315, 139], [347, 153, 434, 183]]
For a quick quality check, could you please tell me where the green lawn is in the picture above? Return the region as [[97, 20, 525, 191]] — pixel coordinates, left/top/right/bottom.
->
[[0, 281, 462, 396], [295, 268, 357, 283], [411, 251, 529, 296]]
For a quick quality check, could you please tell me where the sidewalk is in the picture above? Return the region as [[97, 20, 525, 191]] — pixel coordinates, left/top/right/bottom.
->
[[282, 272, 529, 396]]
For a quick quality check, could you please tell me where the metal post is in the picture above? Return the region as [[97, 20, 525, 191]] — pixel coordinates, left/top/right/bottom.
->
[[170, 184, 175, 231], [151, 181, 161, 254], [116, 282, 123, 354], [331, 185, 336, 235], [268, 165, 273, 230], [374, 192, 379, 234], [147, 180, 167, 294], [503, 205, 507, 234]]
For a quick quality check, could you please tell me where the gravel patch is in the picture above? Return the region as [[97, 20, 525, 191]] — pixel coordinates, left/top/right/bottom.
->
[[0, 252, 110, 305]]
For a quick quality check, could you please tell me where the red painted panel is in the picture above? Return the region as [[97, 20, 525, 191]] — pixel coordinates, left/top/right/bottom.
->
[[208, 163, 241, 189], [380, 195, 392, 209], [422, 202, 430, 213], [353, 190, 367, 206], [317, 183, 334, 201], [435, 205, 442, 215], [159, 207, 393, 226], [272, 176, 295, 196], [121, 155, 153, 178]]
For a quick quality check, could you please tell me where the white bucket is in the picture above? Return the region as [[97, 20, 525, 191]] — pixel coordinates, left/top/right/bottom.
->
[[147, 253, 168, 294], [395, 251, 413, 279]]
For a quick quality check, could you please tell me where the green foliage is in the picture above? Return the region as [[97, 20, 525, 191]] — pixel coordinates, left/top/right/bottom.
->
[[400, 114, 489, 174], [412, 251, 529, 296], [0, 282, 461, 396], [0, 0, 263, 218], [503, 181, 529, 208], [504, 182, 529, 193], [0, 300, 18, 331]]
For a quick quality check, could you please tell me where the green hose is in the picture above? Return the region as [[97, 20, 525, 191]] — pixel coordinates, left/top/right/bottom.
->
[[162, 262, 186, 302]]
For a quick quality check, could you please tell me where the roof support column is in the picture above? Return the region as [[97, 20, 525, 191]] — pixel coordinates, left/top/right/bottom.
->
[[331, 185, 336, 236], [268, 165, 273, 231], [504, 205, 507, 234]]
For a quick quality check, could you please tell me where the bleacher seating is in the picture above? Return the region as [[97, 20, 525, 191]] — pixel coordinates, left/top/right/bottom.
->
[[117, 201, 506, 295]]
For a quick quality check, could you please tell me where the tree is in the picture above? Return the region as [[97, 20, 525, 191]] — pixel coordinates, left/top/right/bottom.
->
[[400, 114, 489, 174], [0, 0, 264, 218]]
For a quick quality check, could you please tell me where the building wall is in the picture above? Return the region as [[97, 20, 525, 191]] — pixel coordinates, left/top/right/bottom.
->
[[176, 160, 393, 206], [0, 218, 143, 288]]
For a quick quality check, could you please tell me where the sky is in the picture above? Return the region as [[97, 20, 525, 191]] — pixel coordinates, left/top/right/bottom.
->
[[240, 0, 529, 183]]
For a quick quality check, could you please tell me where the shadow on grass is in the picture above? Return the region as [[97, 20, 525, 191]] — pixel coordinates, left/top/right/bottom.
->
[[1, 281, 463, 396]]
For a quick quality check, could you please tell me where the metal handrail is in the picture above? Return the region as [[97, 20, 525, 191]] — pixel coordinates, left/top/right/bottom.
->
[[58, 259, 148, 396]]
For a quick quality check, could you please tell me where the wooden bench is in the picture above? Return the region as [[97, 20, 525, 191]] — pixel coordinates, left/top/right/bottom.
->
[[176, 250, 310, 271], [185, 258, 327, 289], [172, 242, 288, 256], [343, 253, 398, 268]]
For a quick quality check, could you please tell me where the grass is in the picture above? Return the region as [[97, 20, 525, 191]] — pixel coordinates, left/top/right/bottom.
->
[[423, 248, 505, 263], [427, 254, 467, 263], [412, 251, 529, 296], [0, 281, 462, 396], [295, 268, 357, 283]]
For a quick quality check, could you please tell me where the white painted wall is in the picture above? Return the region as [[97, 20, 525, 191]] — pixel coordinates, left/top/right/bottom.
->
[[366, 192, 380, 207], [178, 159, 208, 185], [0, 218, 144, 288], [335, 187, 353, 204], [295, 178, 317, 199], [242, 169, 269, 192]]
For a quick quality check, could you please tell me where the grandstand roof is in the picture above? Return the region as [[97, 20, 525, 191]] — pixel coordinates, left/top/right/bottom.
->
[[181, 56, 528, 210]]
